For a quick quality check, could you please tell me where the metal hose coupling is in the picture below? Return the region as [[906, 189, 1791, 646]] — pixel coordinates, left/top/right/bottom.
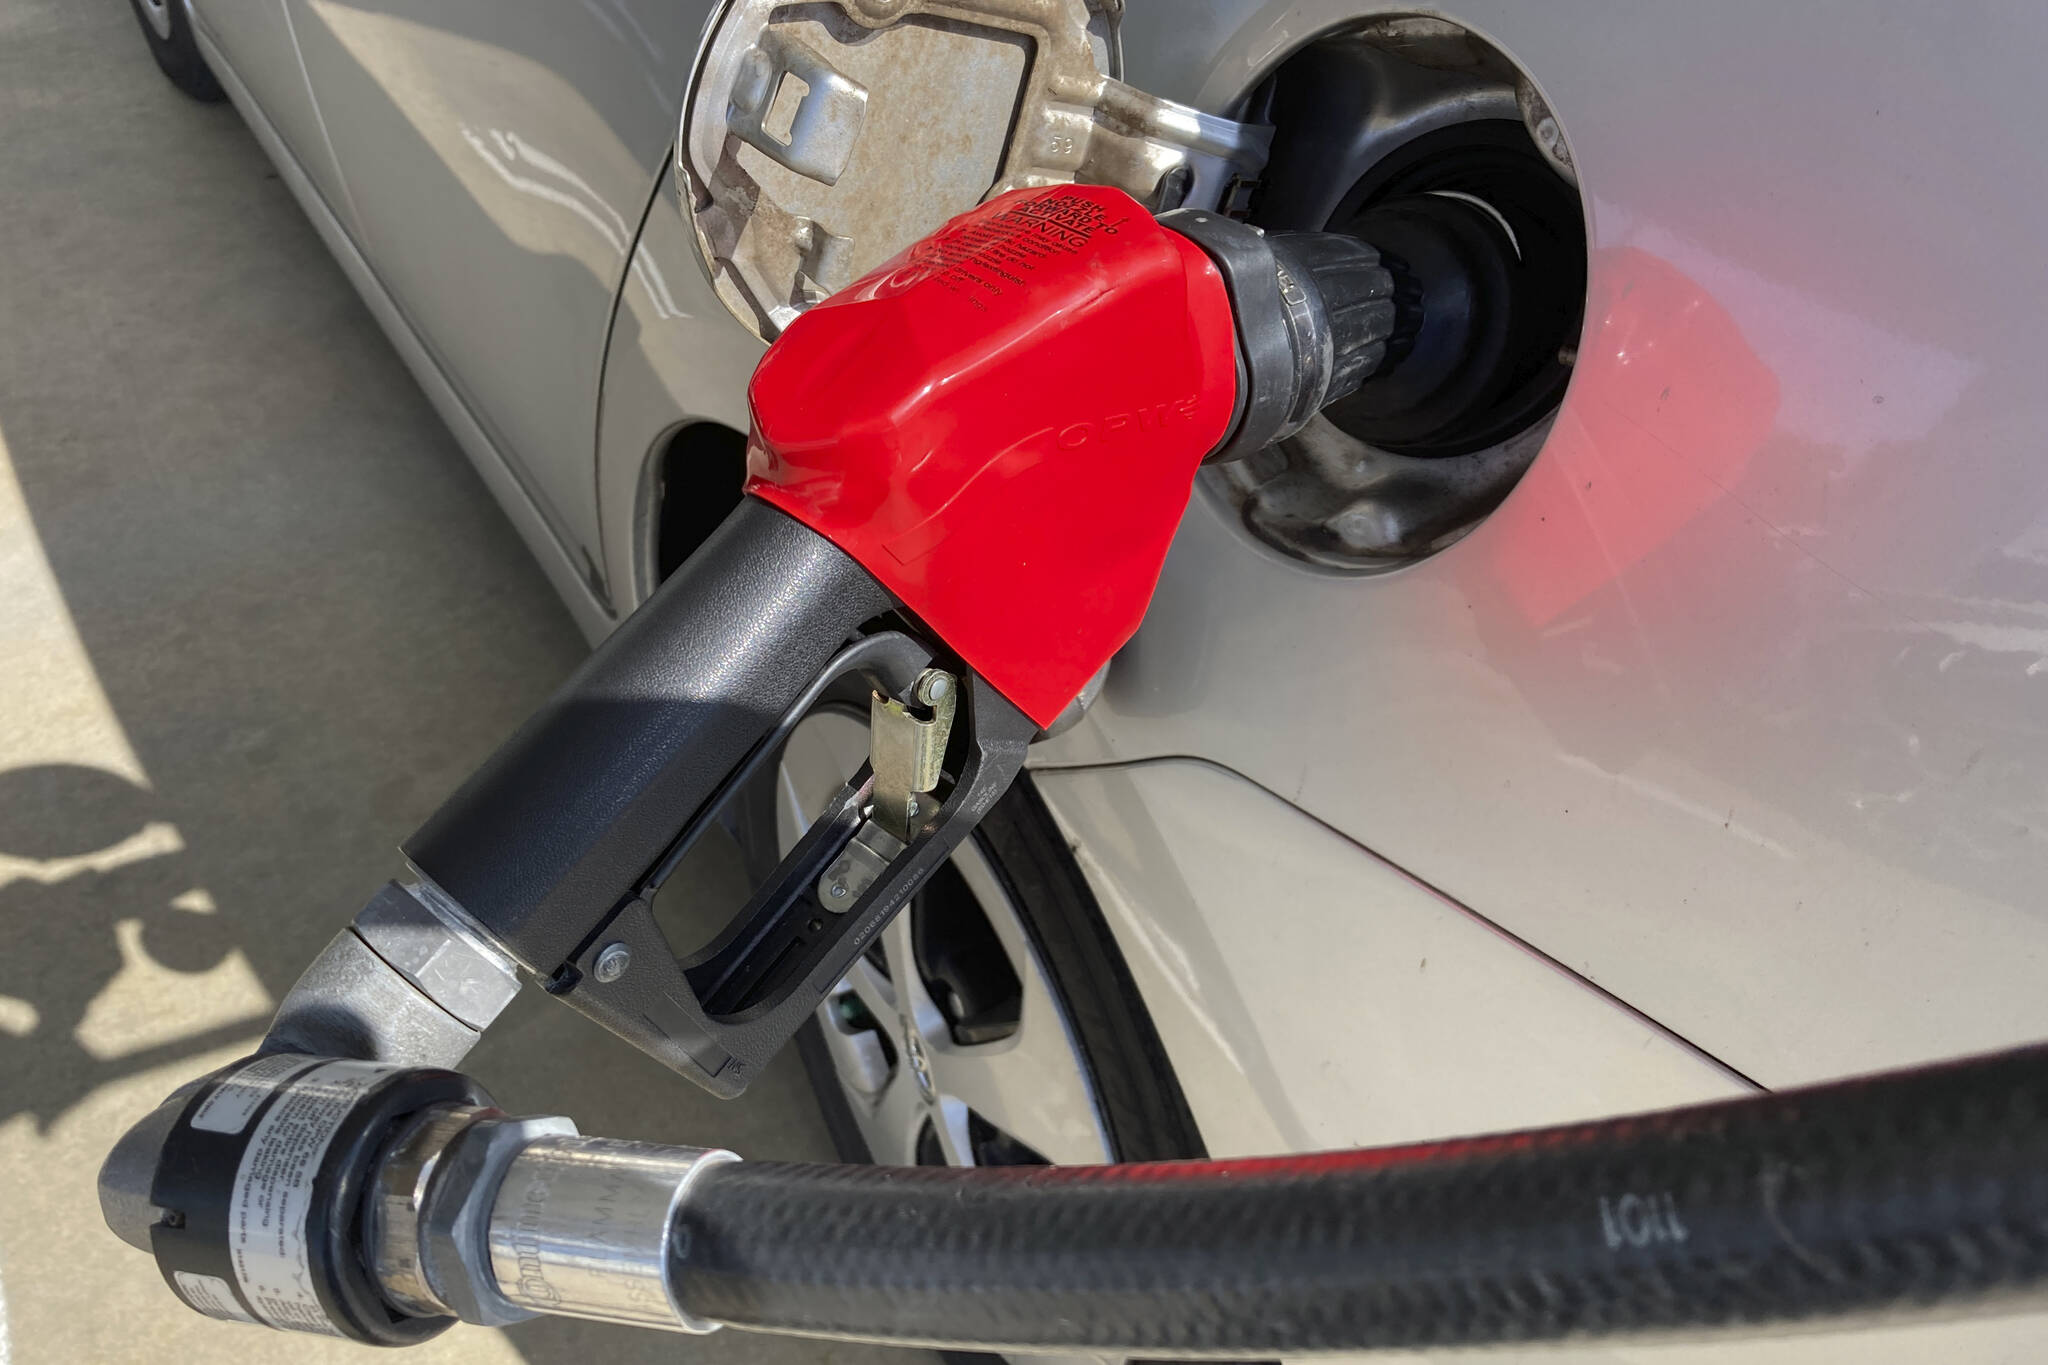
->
[[479, 1129, 739, 1331]]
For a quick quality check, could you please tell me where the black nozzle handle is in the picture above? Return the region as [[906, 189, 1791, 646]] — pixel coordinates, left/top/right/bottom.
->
[[403, 498, 891, 976]]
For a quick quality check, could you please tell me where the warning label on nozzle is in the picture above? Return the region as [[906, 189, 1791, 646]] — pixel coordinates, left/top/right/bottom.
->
[[985, 191, 1127, 248], [173, 1271, 259, 1325], [189, 1053, 321, 1135], [226, 1059, 397, 1336], [897, 189, 1131, 312]]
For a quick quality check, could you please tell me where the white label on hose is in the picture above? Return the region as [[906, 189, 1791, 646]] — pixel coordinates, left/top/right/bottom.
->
[[189, 1054, 322, 1135], [173, 1271, 258, 1325], [226, 1059, 397, 1336]]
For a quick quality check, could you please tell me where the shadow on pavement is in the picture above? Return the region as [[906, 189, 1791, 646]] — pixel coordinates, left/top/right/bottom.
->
[[0, 3, 923, 1364]]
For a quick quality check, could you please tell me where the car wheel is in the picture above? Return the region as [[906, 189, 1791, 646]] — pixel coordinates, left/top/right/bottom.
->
[[753, 702, 1208, 1177], [127, 0, 226, 103]]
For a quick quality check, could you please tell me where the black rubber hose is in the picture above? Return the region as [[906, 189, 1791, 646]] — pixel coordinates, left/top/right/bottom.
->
[[673, 1044, 2048, 1353]]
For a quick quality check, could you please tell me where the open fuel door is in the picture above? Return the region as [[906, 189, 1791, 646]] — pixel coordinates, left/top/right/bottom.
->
[[677, 0, 1271, 338]]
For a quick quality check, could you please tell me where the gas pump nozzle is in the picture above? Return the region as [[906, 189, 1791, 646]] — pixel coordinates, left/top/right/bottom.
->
[[339, 186, 1403, 1098]]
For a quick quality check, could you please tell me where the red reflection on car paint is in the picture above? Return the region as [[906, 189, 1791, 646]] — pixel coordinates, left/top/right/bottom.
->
[[1492, 246, 1781, 629]]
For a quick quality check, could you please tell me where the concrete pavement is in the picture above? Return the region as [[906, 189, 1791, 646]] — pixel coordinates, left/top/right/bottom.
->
[[0, 3, 921, 1363]]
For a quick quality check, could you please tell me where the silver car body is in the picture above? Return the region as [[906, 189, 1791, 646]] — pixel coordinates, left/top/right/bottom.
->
[[187, 1, 2048, 1355]]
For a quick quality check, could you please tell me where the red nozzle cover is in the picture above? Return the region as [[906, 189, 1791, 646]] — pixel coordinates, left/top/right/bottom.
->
[[745, 186, 1239, 727]]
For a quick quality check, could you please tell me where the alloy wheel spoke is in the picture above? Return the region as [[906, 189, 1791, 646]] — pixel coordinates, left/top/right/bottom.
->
[[817, 988, 894, 1097], [881, 911, 947, 1040], [929, 844, 1113, 1165], [928, 1030, 1104, 1166], [930, 1095, 979, 1167], [843, 954, 896, 1026], [869, 1061, 929, 1167]]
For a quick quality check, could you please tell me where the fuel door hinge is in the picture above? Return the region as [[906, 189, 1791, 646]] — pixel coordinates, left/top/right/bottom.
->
[[678, 0, 1272, 338]]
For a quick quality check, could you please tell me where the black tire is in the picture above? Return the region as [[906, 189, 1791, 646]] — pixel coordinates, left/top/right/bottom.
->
[[127, 0, 226, 103], [772, 766, 1211, 1167]]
